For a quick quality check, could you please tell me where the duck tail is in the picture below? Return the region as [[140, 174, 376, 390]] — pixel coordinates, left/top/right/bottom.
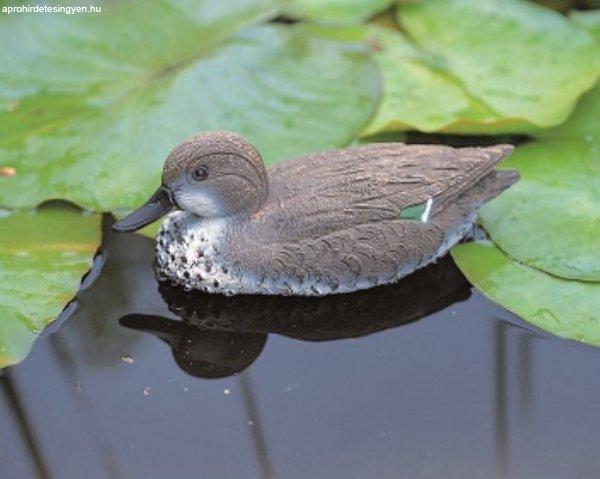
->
[[471, 143, 519, 204], [479, 169, 520, 204], [485, 144, 515, 164]]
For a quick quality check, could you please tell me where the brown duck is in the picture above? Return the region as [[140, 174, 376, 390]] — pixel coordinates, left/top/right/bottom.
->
[[113, 131, 518, 296]]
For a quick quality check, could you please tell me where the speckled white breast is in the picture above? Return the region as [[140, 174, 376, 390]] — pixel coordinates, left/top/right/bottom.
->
[[155, 212, 242, 295], [154, 212, 374, 296]]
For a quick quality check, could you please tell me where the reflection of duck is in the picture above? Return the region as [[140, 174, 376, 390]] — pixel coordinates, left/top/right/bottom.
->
[[120, 256, 470, 379], [114, 131, 516, 296], [119, 315, 267, 379]]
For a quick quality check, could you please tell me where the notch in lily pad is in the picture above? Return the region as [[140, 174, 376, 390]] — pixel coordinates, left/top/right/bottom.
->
[[400, 198, 433, 222]]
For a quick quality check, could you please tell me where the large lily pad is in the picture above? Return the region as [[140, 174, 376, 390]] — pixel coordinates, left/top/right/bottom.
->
[[283, 0, 394, 24], [478, 38, 600, 282], [452, 9, 600, 334], [478, 11, 600, 281], [304, 24, 503, 134], [537, 11, 600, 143], [0, 205, 101, 367], [0, 1, 380, 212], [356, 26, 502, 134], [534, 85, 600, 144], [397, 0, 600, 132], [571, 10, 600, 39], [479, 139, 600, 281], [452, 242, 600, 346]]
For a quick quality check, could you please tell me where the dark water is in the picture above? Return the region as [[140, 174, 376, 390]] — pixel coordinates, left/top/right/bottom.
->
[[1, 218, 600, 479]]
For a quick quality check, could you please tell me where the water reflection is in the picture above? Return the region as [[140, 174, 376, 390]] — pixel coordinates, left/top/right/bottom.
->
[[120, 316, 268, 379], [120, 256, 471, 378], [494, 322, 509, 478], [2, 222, 600, 479], [493, 322, 538, 479], [0, 372, 50, 478]]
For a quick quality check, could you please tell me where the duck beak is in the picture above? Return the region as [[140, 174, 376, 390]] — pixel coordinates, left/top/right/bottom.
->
[[112, 186, 175, 232]]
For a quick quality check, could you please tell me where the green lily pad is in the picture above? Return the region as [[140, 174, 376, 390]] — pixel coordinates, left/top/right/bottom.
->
[[471, 10, 600, 281], [479, 139, 600, 281], [283, 0, 394, 24], [571, 10, 600, 39], [0, 205, 101, 368], [0, 1, 380, 212], [537, 12, 600, 143], [356, 26, 503, 134], [304, 24, 503, 135], [397, 0, 600, 132], [534, 85, 600, 144], [478, 7, 600, 282], [452, 242, 600, 346]]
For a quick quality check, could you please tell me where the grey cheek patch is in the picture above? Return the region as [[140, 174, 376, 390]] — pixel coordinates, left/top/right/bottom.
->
[[178, 189, 224, 217]]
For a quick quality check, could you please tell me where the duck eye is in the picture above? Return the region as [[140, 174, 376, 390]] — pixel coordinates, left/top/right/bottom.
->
[[191, 165, 209, 182]]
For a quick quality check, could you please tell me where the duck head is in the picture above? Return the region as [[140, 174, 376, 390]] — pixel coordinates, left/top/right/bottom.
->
[[113, 131, 268, 232]]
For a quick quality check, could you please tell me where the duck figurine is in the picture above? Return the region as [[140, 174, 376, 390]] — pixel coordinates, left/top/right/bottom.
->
[[113, 131, 518, 296]]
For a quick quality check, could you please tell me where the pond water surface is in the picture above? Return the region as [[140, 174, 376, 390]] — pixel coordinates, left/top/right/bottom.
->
[[1, 218, 600, 479]]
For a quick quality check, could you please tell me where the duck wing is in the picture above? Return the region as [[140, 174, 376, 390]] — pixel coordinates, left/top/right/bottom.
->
[[255, 142, 515, 241], [224, 143, 517, 295]]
